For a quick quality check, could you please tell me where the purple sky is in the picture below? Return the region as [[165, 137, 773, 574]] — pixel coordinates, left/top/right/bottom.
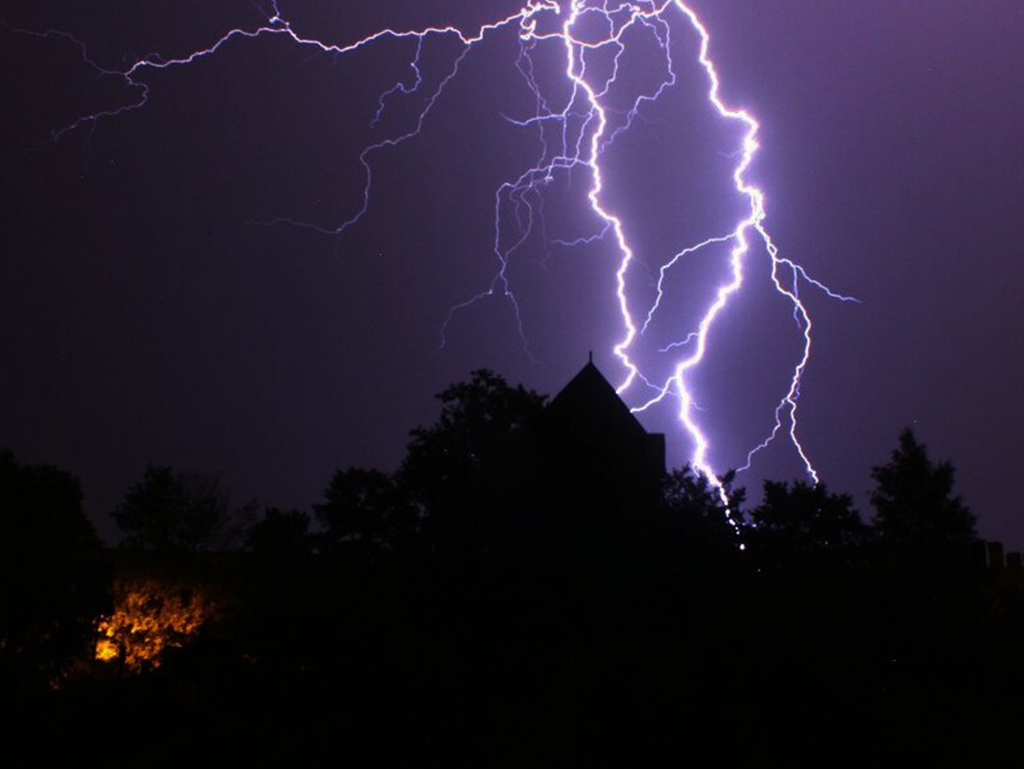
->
[[3, 1, 1023, 544]]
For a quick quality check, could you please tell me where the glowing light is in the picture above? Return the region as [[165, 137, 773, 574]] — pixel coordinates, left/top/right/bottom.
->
[[94, 580, 213, 672]]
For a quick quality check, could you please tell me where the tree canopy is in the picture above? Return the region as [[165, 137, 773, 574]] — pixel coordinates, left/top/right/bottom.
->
[[399, 369, 547, 556], [750, 480, 867, 562], [870, 428, 978, 550], [112, 465, 255, 551], [314, 468, 414, 556], [0, 450, 109, 689]]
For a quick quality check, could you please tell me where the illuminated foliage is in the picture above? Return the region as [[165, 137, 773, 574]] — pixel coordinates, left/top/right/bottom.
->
[[95, 579, 213, 672]]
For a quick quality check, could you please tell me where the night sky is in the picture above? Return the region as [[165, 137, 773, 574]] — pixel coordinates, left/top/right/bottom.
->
[[3, 1, 1023, 545]]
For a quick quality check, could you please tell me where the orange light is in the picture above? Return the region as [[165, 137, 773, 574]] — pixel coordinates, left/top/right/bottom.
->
[[94, 579, 213, 672]]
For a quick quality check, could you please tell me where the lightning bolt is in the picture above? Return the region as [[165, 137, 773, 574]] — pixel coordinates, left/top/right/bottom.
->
[[10, 1, 857, 524]]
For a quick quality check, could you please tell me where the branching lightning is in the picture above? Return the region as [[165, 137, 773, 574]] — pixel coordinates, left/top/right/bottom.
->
[[8, 0, 857, 520]]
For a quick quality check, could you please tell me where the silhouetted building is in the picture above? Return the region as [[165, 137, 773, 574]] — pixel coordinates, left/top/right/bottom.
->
[[543, 357, 665, 532]]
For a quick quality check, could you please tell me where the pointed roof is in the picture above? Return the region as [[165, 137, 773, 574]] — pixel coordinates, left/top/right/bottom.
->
[[547, 360, 649, 442]]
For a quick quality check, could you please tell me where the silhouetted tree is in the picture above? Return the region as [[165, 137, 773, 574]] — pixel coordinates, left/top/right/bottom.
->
[[750, 480, 868, 571], [660, 465, 745, 552], [0, 450, 110, 690], [400, 369, 547, 558], [246, 507, 313, 558], [746, 480, 872, 671], [736, 480, 881, 757], [314, 468, 414, 557], [112, 465, 255, 551], [866, 431, 986, 751], [238, 507, 321, 666], [870, 428, 978, 551], [646, 465, 748, 619]]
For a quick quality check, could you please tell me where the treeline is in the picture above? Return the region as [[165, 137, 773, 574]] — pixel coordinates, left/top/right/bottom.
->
[[2, 370, 1022, 763]]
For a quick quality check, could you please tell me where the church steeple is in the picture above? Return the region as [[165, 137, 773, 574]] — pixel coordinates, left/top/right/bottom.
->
[[547, 358, 666, 478], [545, 358, 667, 515]]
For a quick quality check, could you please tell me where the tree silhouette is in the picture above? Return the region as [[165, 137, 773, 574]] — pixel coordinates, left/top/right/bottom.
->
[[870, 428, 977, 551], [112, 466, 255, 551], [0, 450, 110, 690], [315, 468, 414, 557], [750, 480, 868, 571], [246, 507, 313, 559], [866, 430, 986, 751], [660, 465, 745, 553], [400, 369, 547, 558]]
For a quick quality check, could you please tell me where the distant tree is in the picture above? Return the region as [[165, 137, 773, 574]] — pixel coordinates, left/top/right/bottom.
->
[[868, 431, 984, 715], [870, 428, 978, 552], [0, 450, 110, 690], [660, 465, 745, 551], [399, 369, 547, 556], [111, 466, 183, 550], [246, 507, 313, 558], [241, 507, 319, 663], [750, 480, 868, 569], [112, 465, 255, 551], [648, 466, 748, 597], [314, 468, 414, 556]]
